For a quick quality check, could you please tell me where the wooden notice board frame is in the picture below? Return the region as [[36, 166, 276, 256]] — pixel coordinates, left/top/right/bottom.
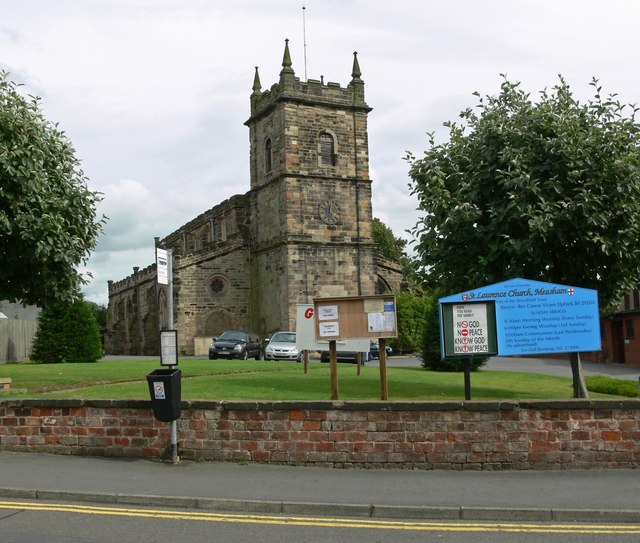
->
[[313, 295, 397, 341]]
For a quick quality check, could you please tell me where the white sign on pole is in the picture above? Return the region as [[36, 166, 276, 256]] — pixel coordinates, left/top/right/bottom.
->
[[156, 248, 169, 285], [452, 303, 490, 355], [160, 330, 178, 366]]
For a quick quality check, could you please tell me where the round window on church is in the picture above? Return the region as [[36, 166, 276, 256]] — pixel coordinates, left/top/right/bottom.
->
[[209, 276, 228, 296]]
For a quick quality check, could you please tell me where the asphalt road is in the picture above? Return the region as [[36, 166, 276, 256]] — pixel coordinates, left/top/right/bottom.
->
[[347, 354, 640, 381], [104, 353, 640, 381], [1, 498, 638, 543], [484, 356, 640, 380]]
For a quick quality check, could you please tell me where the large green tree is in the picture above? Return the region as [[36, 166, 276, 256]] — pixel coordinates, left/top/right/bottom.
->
[[407, 77, 640, 396], [372, 217, 407, 262], [372, 217, 423, 288], [407, 77, 640, 312], [0, 71, 105, 307]]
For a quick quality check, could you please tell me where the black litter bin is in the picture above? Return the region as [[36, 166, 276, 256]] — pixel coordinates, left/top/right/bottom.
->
[[146, 368, 181, 422]]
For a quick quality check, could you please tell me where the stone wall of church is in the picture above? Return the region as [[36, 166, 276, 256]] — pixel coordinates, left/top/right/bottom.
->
[[376, 257, 406, 292], [106, 265, 159, 356], [158, 195, 252, 355], [248, 176, 374, 251], [253, 243, 380, 336], [173, 241, 252, 354], [249, 79, 370, 193], [107, 196, 253, 356]]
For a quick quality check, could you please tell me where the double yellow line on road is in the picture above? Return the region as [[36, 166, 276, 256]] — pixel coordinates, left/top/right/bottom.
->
[[1, 500, 638, 535]]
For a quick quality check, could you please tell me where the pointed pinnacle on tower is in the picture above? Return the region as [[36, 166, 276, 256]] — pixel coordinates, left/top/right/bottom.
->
[[280, 38, 295, 76], [349, 51, 366, 104], [252, 66, 262, 96], [351, 51, 362, 81]]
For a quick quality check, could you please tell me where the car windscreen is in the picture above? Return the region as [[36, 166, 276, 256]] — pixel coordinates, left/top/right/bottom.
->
[[219, 331, 247, 341], [272, 332, 295, 343]]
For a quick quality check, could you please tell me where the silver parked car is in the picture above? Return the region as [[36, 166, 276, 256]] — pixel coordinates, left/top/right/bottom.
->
[[264, 331, 301, 361]]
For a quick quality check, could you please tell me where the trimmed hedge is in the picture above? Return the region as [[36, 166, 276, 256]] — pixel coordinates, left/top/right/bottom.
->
[[585, 375, 638, 398], [31, 300, 102, 363]]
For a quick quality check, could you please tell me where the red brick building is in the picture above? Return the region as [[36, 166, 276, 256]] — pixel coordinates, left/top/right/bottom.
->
[[597, 290, 640, 367]]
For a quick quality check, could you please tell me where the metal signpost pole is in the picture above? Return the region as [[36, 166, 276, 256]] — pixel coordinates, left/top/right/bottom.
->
[[154, 247, 180, 464], [329, 339, 339, 400], [379, 338, 389, 400], [463, 359, 471, 400], [166, 250, 178, 463]]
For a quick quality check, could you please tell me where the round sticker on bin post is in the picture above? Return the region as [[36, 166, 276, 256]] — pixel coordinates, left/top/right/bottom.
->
[[153, 382, 166, 399]]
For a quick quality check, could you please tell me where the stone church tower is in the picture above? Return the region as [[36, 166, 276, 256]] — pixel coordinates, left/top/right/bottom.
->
[[105, 42, 403, 356], [247, 40, 378, 334]]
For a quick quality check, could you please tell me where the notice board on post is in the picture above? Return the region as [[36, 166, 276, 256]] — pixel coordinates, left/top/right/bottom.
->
[[438, 278, 601, 358], [313, 295, 398, 341]]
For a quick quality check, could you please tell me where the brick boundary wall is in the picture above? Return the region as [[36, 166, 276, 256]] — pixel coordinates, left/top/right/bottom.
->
[[1, 399, 639, 469]]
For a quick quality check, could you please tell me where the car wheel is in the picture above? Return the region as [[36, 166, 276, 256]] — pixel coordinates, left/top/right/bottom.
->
[[242, 350, 248, 360], [255, 351, 262, 360], [209, 354, 217, 360]]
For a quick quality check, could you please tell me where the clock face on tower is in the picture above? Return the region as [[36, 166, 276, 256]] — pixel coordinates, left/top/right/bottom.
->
[[318, 200, 339, 224]]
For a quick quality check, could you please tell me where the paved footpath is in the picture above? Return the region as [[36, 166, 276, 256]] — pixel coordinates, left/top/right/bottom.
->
[[1, 450, 639, 523]]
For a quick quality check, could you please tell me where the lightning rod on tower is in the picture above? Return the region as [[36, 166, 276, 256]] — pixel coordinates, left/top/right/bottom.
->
[[302, 5, 308, 81]]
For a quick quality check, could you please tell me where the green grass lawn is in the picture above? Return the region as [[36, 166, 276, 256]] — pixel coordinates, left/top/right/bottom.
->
[[0, 358, 621, 401]]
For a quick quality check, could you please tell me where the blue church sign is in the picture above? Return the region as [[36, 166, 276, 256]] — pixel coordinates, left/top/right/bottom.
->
[[439, 278, 601, 358]]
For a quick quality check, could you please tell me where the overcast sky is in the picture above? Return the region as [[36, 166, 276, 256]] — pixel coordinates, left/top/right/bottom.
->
[[3, 0, 640, 306]]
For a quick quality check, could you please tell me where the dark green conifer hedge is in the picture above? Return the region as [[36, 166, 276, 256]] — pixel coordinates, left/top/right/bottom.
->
[[31, 300, 102, 363]]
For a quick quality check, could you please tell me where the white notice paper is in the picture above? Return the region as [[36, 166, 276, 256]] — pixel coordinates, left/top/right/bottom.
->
[[319, 321, 340, 337], [368, 313, 384, 332], [318, 305, 339, 321], [368, 313, 396, 333]]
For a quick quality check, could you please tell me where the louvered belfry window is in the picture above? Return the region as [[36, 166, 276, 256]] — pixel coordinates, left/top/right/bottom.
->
[[265, 138, 272, 172], [320, 132, 335, 166]]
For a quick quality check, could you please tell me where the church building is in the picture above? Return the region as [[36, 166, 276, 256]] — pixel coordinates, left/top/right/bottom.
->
[[106, 41, 404, 356]]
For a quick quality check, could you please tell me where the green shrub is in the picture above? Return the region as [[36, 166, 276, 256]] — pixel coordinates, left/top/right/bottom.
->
[[585, 375, 638, 397], [30, 305, 66, 363], [31, 300, 102, 363], [393, 291, 432, 354]]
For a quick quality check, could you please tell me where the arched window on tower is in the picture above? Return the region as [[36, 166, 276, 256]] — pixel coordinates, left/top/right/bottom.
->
[[265, 138, 272, 172], [319, 132, 336, 166]]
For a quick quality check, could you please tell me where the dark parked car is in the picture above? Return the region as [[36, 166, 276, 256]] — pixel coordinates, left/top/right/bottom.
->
[[209, 330, 262, 360], [369, 341, 393, 359]]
